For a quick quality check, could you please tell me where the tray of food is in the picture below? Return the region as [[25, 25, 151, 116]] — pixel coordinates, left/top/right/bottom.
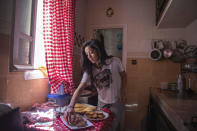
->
[[84, 110, 109, 121], [60, 115, 93, 130]]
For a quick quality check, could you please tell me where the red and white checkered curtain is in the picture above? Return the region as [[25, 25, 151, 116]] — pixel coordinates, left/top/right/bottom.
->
[[43, 0, 76, 94]]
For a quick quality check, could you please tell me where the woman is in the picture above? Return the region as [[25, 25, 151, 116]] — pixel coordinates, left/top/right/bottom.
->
[[64, 39, 126, 131]]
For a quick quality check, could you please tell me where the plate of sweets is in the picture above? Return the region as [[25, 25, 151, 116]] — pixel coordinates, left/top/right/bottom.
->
[[84, 110, 109, 121]]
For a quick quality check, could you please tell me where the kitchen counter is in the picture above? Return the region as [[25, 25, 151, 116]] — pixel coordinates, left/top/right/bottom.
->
[[151, 88, 197, 131]]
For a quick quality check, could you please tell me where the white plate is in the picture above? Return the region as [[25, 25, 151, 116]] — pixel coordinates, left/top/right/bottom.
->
[[60, 115, 93, 130], [84, 110, 109, 121]]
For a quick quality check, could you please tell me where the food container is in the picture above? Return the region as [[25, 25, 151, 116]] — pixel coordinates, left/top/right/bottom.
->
[[47, 94, 71, 106]]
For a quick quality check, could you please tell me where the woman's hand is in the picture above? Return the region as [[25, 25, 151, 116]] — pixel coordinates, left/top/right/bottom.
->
[[64, 106, 75, 124], [64, 82, 86, 124], [120, 91, 127, 104]]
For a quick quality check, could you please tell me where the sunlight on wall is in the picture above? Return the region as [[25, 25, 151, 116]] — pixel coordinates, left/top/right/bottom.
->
[[34, 0, 46, 68], [24, 0, 47, 80]]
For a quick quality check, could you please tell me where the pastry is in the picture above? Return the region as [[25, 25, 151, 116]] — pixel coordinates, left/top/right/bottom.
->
[[67, 114, 87, 127], [85, 111, 105, 120]]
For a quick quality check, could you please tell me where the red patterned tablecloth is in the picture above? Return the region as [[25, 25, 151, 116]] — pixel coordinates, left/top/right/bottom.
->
[[53, 108, 113, 131]]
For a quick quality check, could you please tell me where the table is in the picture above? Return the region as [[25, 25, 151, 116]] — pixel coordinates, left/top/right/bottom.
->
[[54, 108, 113, 131], [26, 108, 113, 131]]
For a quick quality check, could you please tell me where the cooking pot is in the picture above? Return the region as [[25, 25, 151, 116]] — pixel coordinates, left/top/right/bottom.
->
[[163, 49, 173, 58], [150, 41, 162, 61], [171, 50, 185, 63], [162, 41, 173, 59], [184, 45, 197, 58]]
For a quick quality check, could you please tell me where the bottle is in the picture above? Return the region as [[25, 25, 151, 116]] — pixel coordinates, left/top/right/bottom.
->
[[59, 83, 65, 95], [182, 75, 186, 91], [177, 74, 183, 95]]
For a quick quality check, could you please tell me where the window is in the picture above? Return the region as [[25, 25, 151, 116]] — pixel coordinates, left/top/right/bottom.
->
[[10, 0, 45, 71]]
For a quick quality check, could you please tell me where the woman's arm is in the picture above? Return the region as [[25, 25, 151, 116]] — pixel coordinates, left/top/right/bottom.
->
[[120, 71, 127, 103], [64, 82, 86, 123], [68, 82, 86, 108]]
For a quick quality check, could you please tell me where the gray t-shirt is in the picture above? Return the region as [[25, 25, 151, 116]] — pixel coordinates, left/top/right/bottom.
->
[[81, 57, 124, 104]]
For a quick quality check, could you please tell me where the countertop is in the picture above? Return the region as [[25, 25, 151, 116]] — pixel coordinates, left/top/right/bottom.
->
[[151, 88, 197, 131]]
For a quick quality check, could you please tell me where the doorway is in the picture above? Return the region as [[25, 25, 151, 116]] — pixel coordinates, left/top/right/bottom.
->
[[91, 24, 127, 70], [94, 28, 123, 59]]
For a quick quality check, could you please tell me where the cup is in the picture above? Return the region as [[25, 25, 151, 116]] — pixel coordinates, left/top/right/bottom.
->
[[160, 82, 168, 90]]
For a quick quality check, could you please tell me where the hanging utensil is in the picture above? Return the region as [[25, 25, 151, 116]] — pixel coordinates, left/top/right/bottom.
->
[[176, 40, 187, 50], [163, 41, 173, 59], [163, 49, 173, 59], [184, 45, 197, 58], [150, 41, 162, 61], [171, 49, 185, 63], [170, 40, 186, 63]]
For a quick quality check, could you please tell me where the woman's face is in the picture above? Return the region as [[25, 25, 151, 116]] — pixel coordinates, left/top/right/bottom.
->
[[85, 46, 99, 64]]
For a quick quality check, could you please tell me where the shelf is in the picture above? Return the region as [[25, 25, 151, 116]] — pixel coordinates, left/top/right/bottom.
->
[[181, 65, 197, 74], [156, 0, 197, 28]]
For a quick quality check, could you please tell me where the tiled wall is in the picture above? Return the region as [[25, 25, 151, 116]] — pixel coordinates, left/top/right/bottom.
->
[[72, 54, 195, 130], [0, 0, 49, 111], [0, 33, 49, 111], [124, 58, 180, 130]]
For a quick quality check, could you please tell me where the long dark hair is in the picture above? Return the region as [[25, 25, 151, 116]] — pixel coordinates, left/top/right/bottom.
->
[[81, 39, 111, 85]]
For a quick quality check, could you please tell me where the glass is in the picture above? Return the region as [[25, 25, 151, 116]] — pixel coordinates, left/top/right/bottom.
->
[[18, 38, 32, 65], [19, 0, 33, 35]]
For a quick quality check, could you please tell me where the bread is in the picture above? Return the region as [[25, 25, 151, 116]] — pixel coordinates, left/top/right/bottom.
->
[[74, 103, 96, 114], [74, 103, 88, 108], [82, 106, 97, 112]]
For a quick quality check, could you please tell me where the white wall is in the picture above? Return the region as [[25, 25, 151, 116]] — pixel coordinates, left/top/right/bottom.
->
[[75, 0, 88, 35], [73, 0, 88, 85], [85, 0, 186, 58], [185, 19, 197, 45]]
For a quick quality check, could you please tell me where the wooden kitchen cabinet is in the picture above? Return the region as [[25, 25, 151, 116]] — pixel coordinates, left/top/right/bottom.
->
[[156, 0, 169, 26], [148, 95, 176, 131], [156, 0, 197, 28], [146, 88, 197, 131]]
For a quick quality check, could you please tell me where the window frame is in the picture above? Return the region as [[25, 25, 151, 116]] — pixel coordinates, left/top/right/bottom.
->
[[10, 0, 38, 71]]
